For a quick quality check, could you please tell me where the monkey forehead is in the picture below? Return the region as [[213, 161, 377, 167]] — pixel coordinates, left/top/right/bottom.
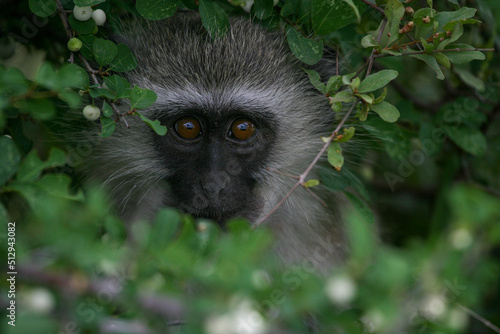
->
[[116, 13, 306, 92], [139, 82, 302, 121]]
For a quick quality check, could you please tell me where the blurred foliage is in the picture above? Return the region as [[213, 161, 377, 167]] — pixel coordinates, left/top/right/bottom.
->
[[1, 0, 500, 333]]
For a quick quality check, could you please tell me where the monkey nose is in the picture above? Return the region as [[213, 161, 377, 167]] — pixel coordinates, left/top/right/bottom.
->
[[200, 172, 228, 196]]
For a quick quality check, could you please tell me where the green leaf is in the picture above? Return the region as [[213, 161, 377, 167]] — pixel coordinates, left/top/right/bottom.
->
[[90, 87, 116, 99], [35, 174, 84, 201], [93, 38, 118, 67], [129, 86, 157, 110], [58, 88, 82, 108], [342, 0, 361, 22], [101, 116, 116, 138], [0, 67, 29, 96], [102, 101, 113, 117], [410, 54, 445, 80], [325, 75, 342, 94], [356, 93, 374, 104], [304, 179, 320, 188], [444, 44, 486, 64], [435, 7, 477, 31], [327, 142, 344, 170], [336, 127, 355, 143], [280, 0, 298, 17], [17, 148, 66, 182], [361, 34, 380, 49], [68, 13, 96, 34], [434, 53, 451, 69], [104, 75, 131, 98], [359, 102, 369, 121], [444, 125, 487, 156], [35, 62, 58, 89], [0, 136, 21, 186], [454, 67, 485, 92], [79, 35, 96, 60], [311, 0, 366, 35], [384, 0, 405, 45], [74, 0, 106, 6], [373, 87, 387, 104], [108, 44, 137, 72], [254, 0, 273, 20], [344, 191, 374, 224], [287, 26, 323, 65], [370, 101, 400, 123], [28, 0, 57, 17], [199, 0, 230, 39], [329, 90, 355, 103], [57, 63, 90, 90], [18, 99, 56, 120], [136, 0, 179, 20], [149, 208, 182, 250], [413, 8, 437, 40], [358, 70, 399, 94], [304, 69, 326, 94], [137, 112, 167, 136]]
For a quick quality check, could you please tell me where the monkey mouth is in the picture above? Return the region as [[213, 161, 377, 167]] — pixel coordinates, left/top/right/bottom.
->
[[178, 198, 255, 228]]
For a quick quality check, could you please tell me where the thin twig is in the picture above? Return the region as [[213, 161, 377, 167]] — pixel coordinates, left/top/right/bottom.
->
[[55, 0, 72, 39], [367, 18, 388, 77], [336, 45, 340, 76], [254, 102, 359, 227], [111, 103, 131, 128], [79, 54, 100, 86], [359, 0, 385, 16], [374, 48, 495, 59], [305, 187, 328, 207], [458, 304, 500, 334]]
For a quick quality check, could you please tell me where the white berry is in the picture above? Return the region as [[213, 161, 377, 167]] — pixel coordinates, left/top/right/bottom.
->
[[73, 6, 93, 22], [83, 105, 100, 121], [325, 275, 356, 305], [92, 9, 107, 26]]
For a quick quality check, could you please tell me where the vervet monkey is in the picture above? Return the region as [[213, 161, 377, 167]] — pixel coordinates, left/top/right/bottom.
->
[[82, 12, 348, 266]]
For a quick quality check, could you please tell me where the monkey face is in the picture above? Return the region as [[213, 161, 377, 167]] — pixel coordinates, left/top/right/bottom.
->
[[153, 109, 275, 225]]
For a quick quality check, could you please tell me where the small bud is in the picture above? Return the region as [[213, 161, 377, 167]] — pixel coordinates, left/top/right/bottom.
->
[[73, 6, 93, 22], [405, 7, 414, 16], [446, 30, 452, 37], [440, 37, 444, 42], [83, 105, 101, 121], [423, 16, 431, 24], [67, 38, 82, 52], [387, 32, 391, 37], [92, 9, 107, 26], [399, 21, 414, 34]]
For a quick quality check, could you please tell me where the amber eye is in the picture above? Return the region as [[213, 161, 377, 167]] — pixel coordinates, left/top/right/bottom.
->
[[229, 118, 257, 141], [174, 117, 202, 139]]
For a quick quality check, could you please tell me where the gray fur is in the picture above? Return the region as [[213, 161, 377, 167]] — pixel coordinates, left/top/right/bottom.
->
[[84, 12, 348, 267]]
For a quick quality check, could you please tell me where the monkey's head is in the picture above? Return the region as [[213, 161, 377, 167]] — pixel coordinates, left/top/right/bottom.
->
[[91, 13, 336, 226]]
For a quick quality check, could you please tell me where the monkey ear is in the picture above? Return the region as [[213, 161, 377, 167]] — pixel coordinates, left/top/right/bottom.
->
[[307, 46, 340, 82]]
